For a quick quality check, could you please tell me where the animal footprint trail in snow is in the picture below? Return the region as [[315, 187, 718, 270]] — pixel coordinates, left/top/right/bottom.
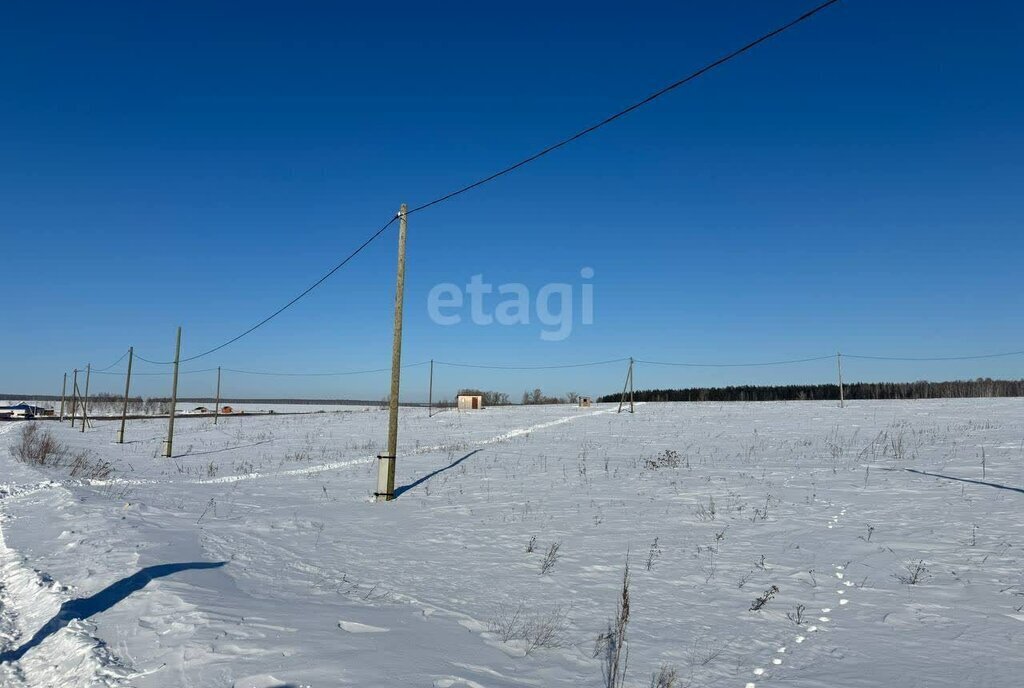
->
[[743, 511, 857, 686]]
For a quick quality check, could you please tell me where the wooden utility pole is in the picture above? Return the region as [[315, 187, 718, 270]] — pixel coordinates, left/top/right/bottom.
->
[[59, 373, 67, 422], [836, 351, 845, 409], [214, 366, 221, 425], [69, 369, 79, 427], [80, 364, 91, 432], [72, 379, 82, 427], [622, 358, 630, 411], [117, 347, 134, 443], [376, 204, 408, 502], [162, 326, 182, 458], [427, 359, 434, 418], [618, 357, 635, 414]]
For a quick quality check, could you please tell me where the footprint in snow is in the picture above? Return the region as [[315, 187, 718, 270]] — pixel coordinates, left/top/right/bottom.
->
[[434, 678, 486, 688], [233, 676, 300, 688], [337, 620, 389, 634]]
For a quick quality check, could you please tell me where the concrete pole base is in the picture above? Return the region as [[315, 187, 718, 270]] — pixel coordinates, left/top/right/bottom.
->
[[375, 454, 396, 502]]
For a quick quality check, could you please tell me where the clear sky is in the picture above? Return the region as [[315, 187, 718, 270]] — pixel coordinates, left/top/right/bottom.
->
[[2, 1, 1022, 401]]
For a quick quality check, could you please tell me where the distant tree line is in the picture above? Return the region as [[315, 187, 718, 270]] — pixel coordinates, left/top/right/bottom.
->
[[84, 393, 169, 415], [521, 388, 581, 405], [598, 378, 1024, 403]]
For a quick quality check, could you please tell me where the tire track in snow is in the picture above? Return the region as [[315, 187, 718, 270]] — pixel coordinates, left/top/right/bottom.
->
[[89, 405, 631, 488]]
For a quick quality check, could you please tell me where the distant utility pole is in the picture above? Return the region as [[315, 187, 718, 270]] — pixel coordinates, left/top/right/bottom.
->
[[836, 351, 845, 409], [376, 204, 408, 502], [617, 357, 635, 414], [59, 372, 67, 422], [162, 326, 182, 458], [117, 347, 134, 444], [80, 363, 91, 432], [69, 369, 79, 427], [427, 359, 434, 418], [214, 366, 221, 425]]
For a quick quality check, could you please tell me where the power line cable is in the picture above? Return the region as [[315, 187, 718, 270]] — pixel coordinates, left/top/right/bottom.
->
[[223, 361, 429, 377], [844, 350, 1024, 362], [434, 358, 630, 368], [637, 355, 835, 368], [109, 347, 1024, 378], [108, 346, 1024, 378], [130, 0, 841, 365], [133, 353, 169, 365], [92, 367, 218, 376], [137, 216, 398, 364], [407, 0, 842, 215], [72, 350, 130, 373], [89, 349, 130, 372]]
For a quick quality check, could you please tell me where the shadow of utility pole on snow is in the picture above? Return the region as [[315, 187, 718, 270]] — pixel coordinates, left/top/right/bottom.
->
[[0, 561, 226, 664], [393, 449, 482, 499]]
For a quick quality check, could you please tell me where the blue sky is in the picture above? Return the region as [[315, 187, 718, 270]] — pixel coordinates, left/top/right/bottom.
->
[[2, 1, 1022, 400]]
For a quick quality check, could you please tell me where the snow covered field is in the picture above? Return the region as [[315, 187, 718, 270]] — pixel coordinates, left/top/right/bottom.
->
[[1, 399, 1022, 687]]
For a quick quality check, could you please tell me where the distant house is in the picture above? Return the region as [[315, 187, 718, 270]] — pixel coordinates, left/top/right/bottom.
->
[[219, 405, 234, 415], [457, 395, 484, 410], [0, 403, 51, 419], [578, 396, 593, 408]]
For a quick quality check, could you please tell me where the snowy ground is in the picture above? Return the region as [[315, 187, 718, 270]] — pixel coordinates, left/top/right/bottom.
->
[[1, 399, 1022, 687]]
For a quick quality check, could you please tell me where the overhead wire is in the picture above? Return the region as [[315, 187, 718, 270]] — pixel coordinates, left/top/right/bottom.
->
[[97, 348, 1024, 378], [127, 0, 842, 365], [136, 215, 399, 365], [223, 361, 429, 377], [636, 355, 835, 368], [91, 367, 219, 376], [434, 360, 626, 370], [844, 350, 1024, 362], [88, 349, 130, 372], [407, 0, 842, 216]]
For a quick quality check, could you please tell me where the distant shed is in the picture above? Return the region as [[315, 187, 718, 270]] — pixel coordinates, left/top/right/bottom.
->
[[457, 395, 484, 410], [578, 396, 592, 408]]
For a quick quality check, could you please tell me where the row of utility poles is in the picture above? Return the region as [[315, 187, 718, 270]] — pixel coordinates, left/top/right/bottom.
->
[[57, 326, 211, 457], [51, 205, 409, 495], [59, 365, 93, 430], [50, 201, 849, 506]]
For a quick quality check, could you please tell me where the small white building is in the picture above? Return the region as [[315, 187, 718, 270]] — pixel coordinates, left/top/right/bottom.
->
[[457, 394, 484, 410], [578, 396, 593, 408]]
